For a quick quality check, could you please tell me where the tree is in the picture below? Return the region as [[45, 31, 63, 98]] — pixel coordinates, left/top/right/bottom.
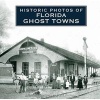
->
[[75, 50, 100, 65], [0, 2, 11, 54], [0, 4, 10, 37]]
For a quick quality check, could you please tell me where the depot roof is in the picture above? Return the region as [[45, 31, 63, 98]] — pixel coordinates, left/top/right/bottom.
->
[[0, 37, 100, 67]]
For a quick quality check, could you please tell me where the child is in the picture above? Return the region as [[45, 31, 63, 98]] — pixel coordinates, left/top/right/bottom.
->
[[66, 79, 69, 89], [14, 73, 20, 93], [43, 76, 47, 89]]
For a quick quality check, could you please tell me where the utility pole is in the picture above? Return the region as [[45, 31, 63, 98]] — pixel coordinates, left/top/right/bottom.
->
[[83, 37, 88, 76]]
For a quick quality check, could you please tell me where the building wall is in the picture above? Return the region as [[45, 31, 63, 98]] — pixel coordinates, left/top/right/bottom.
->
[[34, 41, 67, 63], [78, 63, 85, 77], [10, 54, 49, 78], [78, 64, 92, 77]]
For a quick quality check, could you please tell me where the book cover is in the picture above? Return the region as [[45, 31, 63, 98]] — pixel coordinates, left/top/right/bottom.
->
[[0, 0, 100, 99]]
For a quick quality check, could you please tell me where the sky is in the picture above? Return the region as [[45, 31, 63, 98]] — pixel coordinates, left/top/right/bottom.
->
[[1, 0, 100, 61]]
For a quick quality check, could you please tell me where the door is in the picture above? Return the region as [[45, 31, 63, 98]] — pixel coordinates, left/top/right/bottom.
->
[[50, 62, 60, 77], [22, 62, 29, 76], [68, 64, 74, 75], [10, 61, 17, 73]]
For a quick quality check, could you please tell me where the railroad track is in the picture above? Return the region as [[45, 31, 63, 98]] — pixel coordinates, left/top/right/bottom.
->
[[42, 84, 100, 99], [69, 86, 100, 99]]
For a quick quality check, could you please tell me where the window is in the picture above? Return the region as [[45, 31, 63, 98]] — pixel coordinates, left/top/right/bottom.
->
[[20, 41, 35, 48], [22, 62, 29, 76], [34, 62, 41, 75]]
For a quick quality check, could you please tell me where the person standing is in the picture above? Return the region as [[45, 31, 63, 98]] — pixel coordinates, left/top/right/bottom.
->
[[56, 74, 61, 89], [70, 73, 75, 89], [35, 73, 40, 88], [77, 74, 83, 90], [52, 73, 57, 89], [66, 79, 69, 89], [14, 73, 20, 93], [83, 75, 88, 89], [19, 72, 27, 93], [46, 76, 49, 88], [63, 74, 67, 89]]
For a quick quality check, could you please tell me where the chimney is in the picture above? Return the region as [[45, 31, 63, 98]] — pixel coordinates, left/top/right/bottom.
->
[[41, 38, 44, 42]]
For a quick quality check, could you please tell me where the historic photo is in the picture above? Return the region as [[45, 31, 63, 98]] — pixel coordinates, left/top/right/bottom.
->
[[0, 0, 100, 99]]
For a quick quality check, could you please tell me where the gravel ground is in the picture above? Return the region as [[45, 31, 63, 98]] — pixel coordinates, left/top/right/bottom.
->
[[0, 84, 98, 99], [0, 84, 42, 99], [0, 84, 75, 99]]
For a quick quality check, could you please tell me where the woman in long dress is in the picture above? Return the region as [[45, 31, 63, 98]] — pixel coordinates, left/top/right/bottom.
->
[[77, 74, 83, 90], [56, 74, 61, 89], [63, 74, 67, 89], [52, 73, 57, 89]]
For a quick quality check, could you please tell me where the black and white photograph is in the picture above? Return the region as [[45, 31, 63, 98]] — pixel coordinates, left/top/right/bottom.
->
[[0, 0, 100, 99]]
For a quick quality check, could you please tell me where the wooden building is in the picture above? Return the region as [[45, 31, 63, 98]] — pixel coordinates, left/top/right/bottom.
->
[[0, 37, 99, 79]]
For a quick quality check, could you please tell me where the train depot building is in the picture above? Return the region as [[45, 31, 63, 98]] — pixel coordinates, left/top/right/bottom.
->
[[0, 37, 100, 80]]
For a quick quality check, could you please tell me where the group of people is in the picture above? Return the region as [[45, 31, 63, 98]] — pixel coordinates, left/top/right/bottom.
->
[[52, 73, 88, 90], [77, 74, 88, 90], [13, 72, 48, 93], [13, 72, 88, 93]]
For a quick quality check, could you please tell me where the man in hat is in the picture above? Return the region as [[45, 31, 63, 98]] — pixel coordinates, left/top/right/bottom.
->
[[83, 75, 88, 89], [70, 73, 75, 89], [19, 72, 27, 93]]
